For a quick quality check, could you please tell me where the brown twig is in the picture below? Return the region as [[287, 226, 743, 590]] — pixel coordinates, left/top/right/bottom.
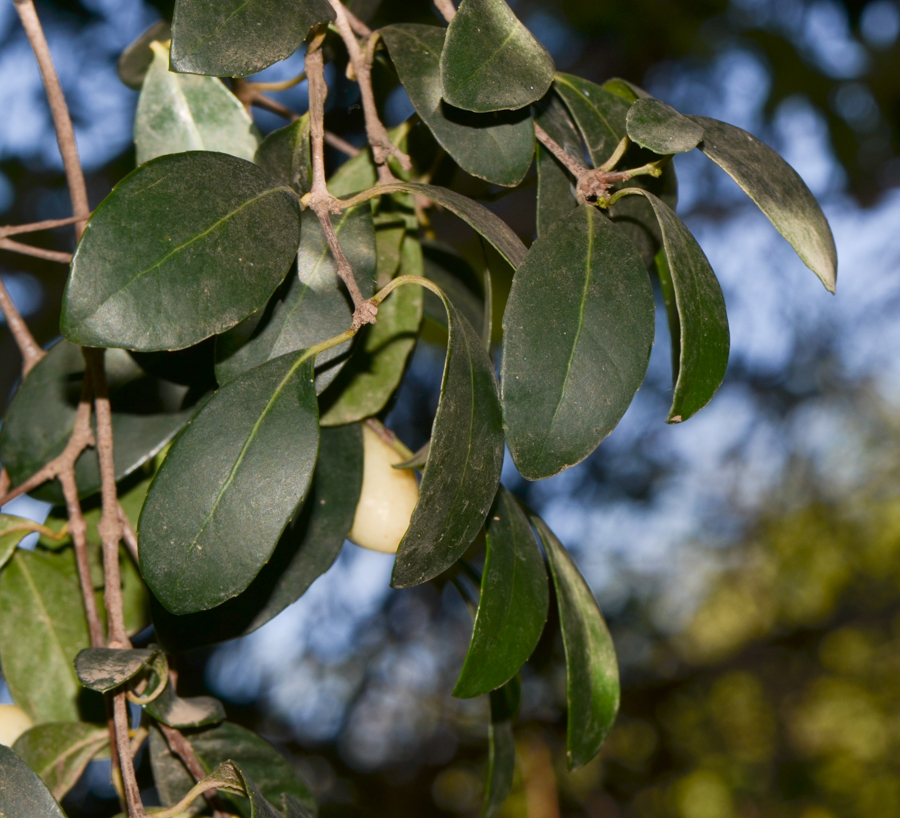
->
[[0, 272, 44, 375], [325, 131, 361, 157], [0, 214, 88, 239], [119, 506, 139, 563], [159, 722, 230, 818], [343, 5, 372, 37], [0, 469, 9, 497], [0, 238, 73, 264], [433, 0, 457, 23]]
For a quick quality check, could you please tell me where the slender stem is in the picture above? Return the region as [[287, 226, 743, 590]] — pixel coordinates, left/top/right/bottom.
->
[[534, 121, 586, 177], [119, 506, 139, 564], [343, 5, 372, 36], [248, 71, 306, 92], [325, 131, 361, 157], [12, 0, 88, 239], [0, 469, 9, 497], [434, 0, 457, 23], [249, 90, 300, 121], [0, 273, 44, 375], [0, 214, 87, 239], [159, 723, 229, 818], [113, 692, 145, 817], [0, 238, 72, 264]]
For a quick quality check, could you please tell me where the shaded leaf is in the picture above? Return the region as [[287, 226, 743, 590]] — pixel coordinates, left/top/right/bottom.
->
[[440, 0, 554, 113], [140, 350, 319, 615], [135, 42, 260, 165], [149, 725, 197, 809], [117, 20, 171, 89], [553, 73, 631, 166], [215, 205, 375, 391], [533, 516, 619, 770], [234, 763, 286, 818], [382, 24, 534, 186], [501, 204, 654, 480], [255, 116, 311, 194], [482, 719, 515, 818], [145, 679, 225, 728], [74, 647, 158, 693], [534, 91, 580, 235], [13, 722, 107, 801], [171, 0, 334, 78], [454, 488, 548, 698], [150, 425, 362, 651], [391, 284, 504, 588], [62, 151, 301, 352], [0, 514, 40, 571], [0, 548, 91, 723], [0, 744, 67, 818], [625, 97, 703, 155], [691, 115, 837, 291], [0, 340, 191, 504], [422, 242, 486, 337]]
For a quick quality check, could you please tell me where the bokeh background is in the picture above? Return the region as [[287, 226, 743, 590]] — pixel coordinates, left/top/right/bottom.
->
[[3, 0, 900, 816]]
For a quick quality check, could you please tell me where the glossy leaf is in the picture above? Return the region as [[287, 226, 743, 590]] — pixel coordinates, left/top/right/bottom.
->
[[150, 425, 362, 652], [625, 97, 703, 155], [553, 73, 631, 166], [135, 42, 260, 165], [502, 204, 655, 480], [0, 340, 191, 504], [117, 20, 171, 89], [140, 350, 319, 615], [13, 722, 107, 801], [145, 680, 226, 728], [0, 744, 67, 818], [215, 205, 375, 390], [691, 115, 837, 292], [320, 238, 424, 426], [624, 189, 729, 422], [255, 115, 311, 193], [391, 284, 504, 588], [171, 0, 334, 78], [0, 514, 39, 571], [0, 548, 91, 723], [382, 24, 534, 186], [440, 0, 554, 113], [62, 151, 301, 352], [74, 647, 158, 692], [535, 92, 580, 235], [454, 488, 548, 698], [533, 517, 619, 770]]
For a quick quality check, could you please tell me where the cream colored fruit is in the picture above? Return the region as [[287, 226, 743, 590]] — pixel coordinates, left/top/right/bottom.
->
[[349, 426, 419, 554], [0, 704, 32, 746]]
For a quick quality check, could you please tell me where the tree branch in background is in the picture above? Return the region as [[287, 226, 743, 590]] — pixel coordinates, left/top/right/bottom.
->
[[0, 214, 87, 239], [159, 720, 230, 818], [434, 0, 457, 23], [0, 237, 73, 264], [0, 273, 44, 375]]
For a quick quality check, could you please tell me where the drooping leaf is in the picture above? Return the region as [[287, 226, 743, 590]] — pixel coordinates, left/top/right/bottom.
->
[[117, 20, 171, 89], [502, 204, 654, 480], [553, 73, 631, 167], [533, 517, 619, 770], [140, 350, 319, 615], [440, 0, 554, 113], [381, 24, 534, 186], [255, 115, 312, 193], [625, 97, 703, 155], [74, 647, 159, 693], [690, 115, 837, 292], [453, 488, 548, 698], [149, 424, 362, 651], [422, 242, 486, 338], [135, 42, 260, 165], [145, 679, 226, 728], [215, 205, 375, 390], [534, 91, 581, 235], [0, 515, 40, 571], [621, 189, 729, 422], [171, 0, 334, 78], [391, 283, 504, 588], [234, 763, 286, 818], [0, 744, 68, 818], [320, 238, 423, 426], [0, 548, 91, 723], [482, 719, 515, 818], [13, 722, 108, 801], [62, 151, 301, 352], [0, 340, 191, 504]]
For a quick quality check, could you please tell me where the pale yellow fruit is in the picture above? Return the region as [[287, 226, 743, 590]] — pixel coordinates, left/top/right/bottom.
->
[[349, 426, 419, 554], [0, 704, 33, 747]]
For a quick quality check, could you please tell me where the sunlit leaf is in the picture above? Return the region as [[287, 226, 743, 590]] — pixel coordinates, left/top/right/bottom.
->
[[625, 97, 703, 155], [0, 744, 68, 818], [0, 515, 41, 571]]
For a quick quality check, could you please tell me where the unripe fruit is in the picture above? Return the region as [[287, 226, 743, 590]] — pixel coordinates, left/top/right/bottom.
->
[[349, 425, 419, 554], [0, 704, 32, 747]]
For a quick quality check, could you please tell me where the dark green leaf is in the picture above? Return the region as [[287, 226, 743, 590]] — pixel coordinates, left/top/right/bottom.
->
[[255, 116, 312, 194], [320, 238, 423, 426], [117, 20, 171, 89], [553, 73, 631, 167], [381, 24, 534, 186], [481, 719, 515, 818], [440, 0, 554, 113], [625, 97, 703, 155], [621, 189, 729, 422], [62, 151, 301, 352], [171, 0, 334, 78], [13, 722, 107, 801], [602, 77, 650, 102], [215, 205, 375, 391], [0, 744, 68, 818], [502, 204, 654, 480], [135, 42, 260, 165], [0, 341, 191, 504], [0, 549, 91, 723], [150, 425, 362, 651], [74, 647, 158, 692], [690, 116, 837, 292], [145, 680, 225, 728], [422, 242, 486, 338], [234, 763, 285, 818], [533, 517, 619, 770], [0, 515, 39, 571], [391, 284, 504, 588], [282, 793, 317, 818], [534, 92, 580, 235], [140, 350, 319, 615], [149, 725, 197, 809], [392, 441, 429, 471], [454, 488, 548, 698]]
